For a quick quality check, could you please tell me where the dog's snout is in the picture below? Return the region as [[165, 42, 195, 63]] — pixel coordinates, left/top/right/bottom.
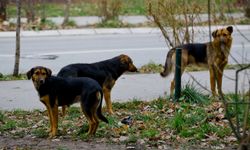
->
[[39, 79, 45, 84], [130, 65, 138, 72]]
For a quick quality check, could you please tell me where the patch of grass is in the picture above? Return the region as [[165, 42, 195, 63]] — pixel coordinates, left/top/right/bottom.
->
[[139, 61, 163, 73], [0, 111, 5, 122], [112, 99, 142, 110], [0, 74, 27, 81], [0, 120, 17, 131], [141, 128, 159, 139], [180, 82, 210, 104], [12, 109, 29, 117], [96, 19, 126, 28], [62, 19, 77, 27], [66, 106, 81, 119], [225, 64, 250, 70], [32, 128, 48, 138], [57, 147, 70, 150], [169, 111, 186, 133], [121, 0, 146, 15], [0, 95, 241, 148]]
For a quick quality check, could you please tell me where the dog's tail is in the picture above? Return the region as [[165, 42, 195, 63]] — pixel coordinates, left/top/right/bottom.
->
[[96, 91, 108, 123], [160, 48, 175, 77]]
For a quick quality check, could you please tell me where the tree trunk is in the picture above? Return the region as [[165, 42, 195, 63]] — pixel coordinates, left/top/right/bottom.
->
[[62, 0, 71, 26], [25, 0, 36, 23], [0, 0, 7, 22], [41, 0, 46, 22], [13, 0, 21, 76], [245, 0, 250, 18]]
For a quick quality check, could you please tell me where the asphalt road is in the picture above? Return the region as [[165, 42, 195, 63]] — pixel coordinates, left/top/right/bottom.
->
[[0, 25, 249, 110], [0, 69, 249, 111], [0, 26, 250, 75]]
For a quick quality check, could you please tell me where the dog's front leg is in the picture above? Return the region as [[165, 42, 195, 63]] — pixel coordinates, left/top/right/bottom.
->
[[209, 67, 217, 96], [50, 104, 59, 137], [40, 95, 54, 136], [216, 68, 224, 95]]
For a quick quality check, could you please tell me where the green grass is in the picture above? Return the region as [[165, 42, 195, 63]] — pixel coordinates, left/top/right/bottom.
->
[[7, 1, 146, 18], [0, 90, 246, 148], [139, 61, 163, 74], [0, 95, 240, 147], [0, 73, 27, 81], [180, 82, 210, 104], [7, 0, 242, 18]]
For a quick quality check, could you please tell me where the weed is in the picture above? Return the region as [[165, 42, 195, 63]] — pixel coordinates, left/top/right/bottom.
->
[[96, 19, 125, 28], [32, 128, 48, 138], [139, 61, 163, 73], [0, 111, 5, 122], [0, 74, 27, 81], [57, 146, 69, 150], [141, 128, 159, 139], [127, 135, 138, 143], [0, 94, 242, 148], [62, 19, 77, 27], [0, 120, 17, 131], [181, 82, 209, 104], [169, 111, 185, 132]]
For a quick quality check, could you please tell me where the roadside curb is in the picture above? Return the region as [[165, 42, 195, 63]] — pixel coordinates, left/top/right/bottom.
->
[[0, 27, 162, 38], [0, 25, 249, 38]]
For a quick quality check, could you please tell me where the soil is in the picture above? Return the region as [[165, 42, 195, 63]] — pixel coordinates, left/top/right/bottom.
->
[[0, 136, 129, 150]]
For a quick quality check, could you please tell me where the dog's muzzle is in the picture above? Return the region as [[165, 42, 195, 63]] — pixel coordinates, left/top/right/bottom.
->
[[39, 79, 45, 84]]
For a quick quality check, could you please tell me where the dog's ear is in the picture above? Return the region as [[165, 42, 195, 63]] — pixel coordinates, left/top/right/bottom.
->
[[226, 26, 233, 34], [45, 68, 52, 77], [26, 68, 34, 80], [212, 30, 217, 38]]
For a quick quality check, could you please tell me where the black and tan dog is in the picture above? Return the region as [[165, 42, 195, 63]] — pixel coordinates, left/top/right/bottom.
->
[[57, 54, 138, 114], [27, 66, 108, 137], [160, 26, 233, 96]]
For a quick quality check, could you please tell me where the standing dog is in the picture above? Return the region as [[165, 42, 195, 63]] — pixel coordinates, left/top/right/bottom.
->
[[160, 26, 233, 96], [57, 54, 137, 114], [27, 66, 108, 137]]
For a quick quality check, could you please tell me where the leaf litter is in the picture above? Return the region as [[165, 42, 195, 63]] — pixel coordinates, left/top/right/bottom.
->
[[0, 98, 239, 149]]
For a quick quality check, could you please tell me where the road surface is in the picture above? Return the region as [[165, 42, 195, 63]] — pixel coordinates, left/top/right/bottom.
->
[[0, 26, 250, 74]]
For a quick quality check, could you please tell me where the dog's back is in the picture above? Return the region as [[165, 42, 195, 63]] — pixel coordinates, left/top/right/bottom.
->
[[57, 54, 136, 85], [38, 76, 101, 105], [38, 76, 108, 123], [160, 43, 208, 77]]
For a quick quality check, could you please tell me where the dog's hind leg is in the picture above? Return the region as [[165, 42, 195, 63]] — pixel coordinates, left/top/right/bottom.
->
[[81, 103, 96, 135], [61, 105, 67, 117], [92, 111, 99, 135], [103, 87, 113, 114]]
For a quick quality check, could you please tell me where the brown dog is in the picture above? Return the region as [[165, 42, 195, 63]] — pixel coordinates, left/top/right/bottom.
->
[[57, 54, 137, 114], [160, 26, 233, 96], [27, 66, 108, 137]]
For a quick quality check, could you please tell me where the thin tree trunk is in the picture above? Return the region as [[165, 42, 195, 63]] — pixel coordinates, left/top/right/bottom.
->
[[13, 0, 21, 76], [0, 0, 7, 22], [62, 0, 71, 26], [26, 0, 35, 23], [246, 0, 250, 18]]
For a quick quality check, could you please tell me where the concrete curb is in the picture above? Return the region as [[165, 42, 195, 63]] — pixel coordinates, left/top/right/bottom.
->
[[0, 25, 249, 38]]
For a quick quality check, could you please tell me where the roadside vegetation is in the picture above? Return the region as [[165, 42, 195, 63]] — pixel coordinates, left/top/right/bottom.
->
[[1, 84, 247, 149], [1, 0, 249, 30], [0, 63, 247, 81]]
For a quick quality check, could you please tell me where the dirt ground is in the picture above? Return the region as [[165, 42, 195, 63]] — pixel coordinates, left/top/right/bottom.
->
[[0, 135, 158, 150], [0, 136, 129, 150]]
